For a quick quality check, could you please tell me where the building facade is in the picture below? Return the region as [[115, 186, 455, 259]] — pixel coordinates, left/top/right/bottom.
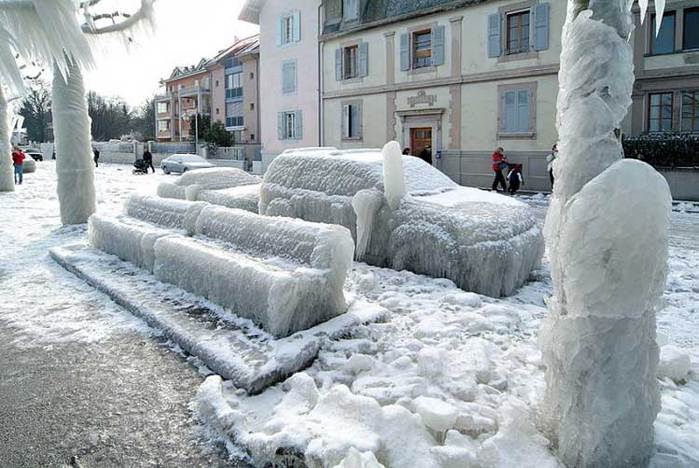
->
[[155, 35, 262, 158], [319, 0, 698, 191], [627, 1, 699, 136], [240, 0, 321, 170]]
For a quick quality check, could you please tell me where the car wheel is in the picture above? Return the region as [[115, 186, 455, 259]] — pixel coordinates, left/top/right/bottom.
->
[[182, 167, 188, 173], [163, 166, 170, 174]]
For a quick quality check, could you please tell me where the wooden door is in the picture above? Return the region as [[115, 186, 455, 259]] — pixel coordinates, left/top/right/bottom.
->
[[410, 127, 432, 160]]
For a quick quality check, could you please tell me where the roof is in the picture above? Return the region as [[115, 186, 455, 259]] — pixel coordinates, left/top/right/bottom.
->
[[239, 0, 266, 24], [162, 35, 260, 83], [322, 0, 486, 38]]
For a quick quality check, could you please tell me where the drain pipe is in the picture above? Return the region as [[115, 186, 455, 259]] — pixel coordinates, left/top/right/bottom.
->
[[317, 2, 324, 147]]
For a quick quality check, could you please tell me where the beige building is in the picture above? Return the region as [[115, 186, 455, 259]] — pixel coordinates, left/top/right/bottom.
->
[[320, 0, 699, 191], [240, 0, 322, 170]]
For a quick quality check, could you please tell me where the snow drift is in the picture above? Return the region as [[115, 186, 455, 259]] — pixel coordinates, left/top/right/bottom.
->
[[260, 145, 542, 297]]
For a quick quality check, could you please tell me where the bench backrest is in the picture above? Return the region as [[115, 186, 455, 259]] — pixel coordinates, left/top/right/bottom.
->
[[125, 194, 207, 235]]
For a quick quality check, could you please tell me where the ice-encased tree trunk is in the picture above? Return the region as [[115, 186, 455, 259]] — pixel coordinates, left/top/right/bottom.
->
[[0, 85, 14, 191], [52, 59, 96, 224], [540, 1, 672, 466]]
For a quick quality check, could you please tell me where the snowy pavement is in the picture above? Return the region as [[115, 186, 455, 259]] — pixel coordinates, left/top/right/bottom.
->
[[1, 163, 697, 467], [0, 163, 241, 467]]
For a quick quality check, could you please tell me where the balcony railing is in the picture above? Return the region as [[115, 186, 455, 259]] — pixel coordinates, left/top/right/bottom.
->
[[226, 116, 244, 128], [226, 88, 243, 99], [178, 85, 211, 97]]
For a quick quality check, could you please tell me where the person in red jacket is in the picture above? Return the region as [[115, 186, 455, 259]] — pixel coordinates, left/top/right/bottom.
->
[[12, 145, 25, 185], [491, 147, 508, 192]]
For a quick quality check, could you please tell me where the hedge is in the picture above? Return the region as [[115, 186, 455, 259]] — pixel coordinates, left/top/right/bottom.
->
[[623, 133, 699, 168]]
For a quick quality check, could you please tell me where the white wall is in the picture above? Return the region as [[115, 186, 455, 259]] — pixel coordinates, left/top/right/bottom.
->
[[259, 0, 321, 169]]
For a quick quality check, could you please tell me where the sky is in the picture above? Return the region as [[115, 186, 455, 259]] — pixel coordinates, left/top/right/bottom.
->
[[84, 0, 258, 107]]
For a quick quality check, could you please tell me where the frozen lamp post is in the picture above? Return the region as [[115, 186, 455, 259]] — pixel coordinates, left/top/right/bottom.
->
[[540, 1, 672, 466]]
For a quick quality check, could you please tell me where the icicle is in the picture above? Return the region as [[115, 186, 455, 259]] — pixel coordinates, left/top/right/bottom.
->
[[0, 26, 25, 96], [654, 0, 666, 35], [638, 0, 649, 24], [352, 189, 384, 260], [0, 85, 14, 192], [382, 141, 406, 210], [51, 59, 96, 225]]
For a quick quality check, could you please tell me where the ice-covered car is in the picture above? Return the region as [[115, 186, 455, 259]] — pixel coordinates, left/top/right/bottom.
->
[[157, 167, 261, 212], [260, 144, 544, 297], [160, 154, 214, 174], [23, 148, 43, 161]]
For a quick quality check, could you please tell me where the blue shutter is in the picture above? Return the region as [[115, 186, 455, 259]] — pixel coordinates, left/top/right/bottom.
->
[[432, 25, 446, 66], [400, 33, 410, 71], [293, 11, 301, 42], [534, 3, 550, 51], [295, 110, 303, 139], [342, 104, 349, 138], [487, 13, 501, 58], [335, 48, 343, 80], [504, 91, 516, 132], [276, 17, 283, 46], [277, 112, 285, 139], [353, 103, 362, 138], [359, 42, 369, 77], [517, 90, 531, 132]]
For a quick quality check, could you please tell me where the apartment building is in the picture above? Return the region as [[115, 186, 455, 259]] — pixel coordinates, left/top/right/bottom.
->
[[627, 1, 699, 135], [240, 0, 321, 170], [155, 60, 212, 142], [155, 35, 261, 152], [319, 0, 562, 190]]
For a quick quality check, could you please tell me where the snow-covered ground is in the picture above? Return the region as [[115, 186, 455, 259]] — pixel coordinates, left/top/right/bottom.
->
[[1, 163, 697, 466]]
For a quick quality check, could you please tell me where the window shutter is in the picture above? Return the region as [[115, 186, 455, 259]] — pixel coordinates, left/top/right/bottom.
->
[[400, 33, 410, 71], [359, 42, 369, 77], [487, 13, 502, 58], [517, 90, 531, 132], [277, 112, 285, 140], [504, 91, 516, 132], [295, 110, 303, 139], [276, 17, 283, 46], [335, 48, 343, 80], [293, 11, 301, 42], [432, 25, 446, 66], [534, 3, 550, 51], [353, 103, 362, 138], [342, 104, 350, 138]]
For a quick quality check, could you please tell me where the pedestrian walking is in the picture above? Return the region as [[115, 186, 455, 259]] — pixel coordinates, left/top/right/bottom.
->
[[93, 147, 100, 167], [142, 148, 155, 174], [491, 147, 508, 192], [12, 145, 25, 185], [547, 144, 558, 189]]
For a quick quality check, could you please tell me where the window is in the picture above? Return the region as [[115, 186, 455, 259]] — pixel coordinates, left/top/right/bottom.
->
[[226, 102, 244, 128], [157, 120, 170, 132], [278, 111, 302, 140], [282, 60, 297, 94], [215, 80, 219, 87], [499, 84, 535, 135], [216, 108, 220, 115], [650, 12, 675, 55], [156, 102, 168, 114], [684, 7, 699, 50], [342, 102, 362, 140], [279, 12, 300, 46], [506, 10, 530, 54], [413, 30, 432, 68], [681, 91, 699, 131], [226, 72, 242, 99], [648, 92, 674, 132], [343, 45, 358, 79], [250, 134, 255, 142], [343, 0, 358, 21], [250, 103, 255, 111], [250, 72, 254, 80]]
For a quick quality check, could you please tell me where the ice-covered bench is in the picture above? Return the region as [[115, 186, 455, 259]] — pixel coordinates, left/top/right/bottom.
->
[[157, 167, 261, 212], [88, 194, 355, 337]]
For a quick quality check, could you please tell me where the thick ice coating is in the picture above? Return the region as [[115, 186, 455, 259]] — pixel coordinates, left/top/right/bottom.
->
[[156, 206, 354, 337], [261, 146, 542, 297], [89, 195, 354, 337], [125, 193, 207, 235], [157, 167, 261, 206], [540, 4, 672, 467]]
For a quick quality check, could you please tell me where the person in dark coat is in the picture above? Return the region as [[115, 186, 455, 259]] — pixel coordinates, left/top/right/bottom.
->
[[402, 147, 411, 156], [142, 148, 155, 174], [93, 147, 100, 167], [419, 145, 432, 165]]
